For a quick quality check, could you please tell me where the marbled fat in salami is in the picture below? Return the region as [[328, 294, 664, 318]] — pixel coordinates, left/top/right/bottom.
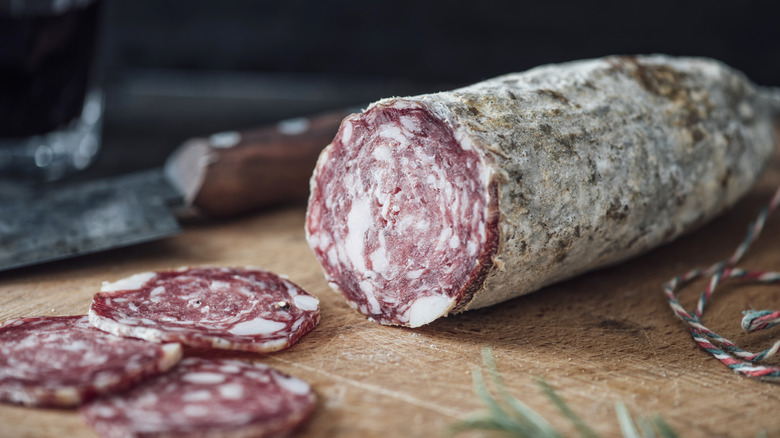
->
[[306, 104, 497, 327], [81, 357, 316, 438], [306, 55, 776, 327], [0, 315, 181, 407], [89, 267, 320, 353]]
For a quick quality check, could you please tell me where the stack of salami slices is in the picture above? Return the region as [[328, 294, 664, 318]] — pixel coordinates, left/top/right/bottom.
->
[[0, 266, 320, 438]]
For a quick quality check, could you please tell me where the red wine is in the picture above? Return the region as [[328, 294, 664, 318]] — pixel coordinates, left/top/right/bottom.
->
[[0, 1, 102, 139]]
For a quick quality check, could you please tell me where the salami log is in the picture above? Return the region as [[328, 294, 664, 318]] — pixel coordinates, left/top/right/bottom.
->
[[0, 315, 181, 407], [81, 357, 316, 438], [89, 267, 320, 353], [306, 55, 777, 327]]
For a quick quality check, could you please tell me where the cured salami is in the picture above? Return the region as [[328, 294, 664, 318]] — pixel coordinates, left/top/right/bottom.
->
[[89, 266, 320, 353], [306, 55, 777, 327], [81, 357, 315, 438], [0, 315, 181, 407]]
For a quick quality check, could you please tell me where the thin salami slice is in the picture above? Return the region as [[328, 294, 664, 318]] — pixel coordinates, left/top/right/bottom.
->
[[81, 357, 316, 438], [305, 55, 776, 327], [89, 266, 320, 353], [0, 315, 181, 407]]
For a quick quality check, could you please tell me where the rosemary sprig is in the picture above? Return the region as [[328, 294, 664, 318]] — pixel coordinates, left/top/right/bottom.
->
[[450, 347, 678, 438]]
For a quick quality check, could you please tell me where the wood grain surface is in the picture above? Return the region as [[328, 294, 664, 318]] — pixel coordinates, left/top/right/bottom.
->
[[2, 143, 780, 437]]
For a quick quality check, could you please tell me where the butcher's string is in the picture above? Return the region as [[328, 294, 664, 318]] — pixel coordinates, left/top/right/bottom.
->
[[664, 184, 780, 381]]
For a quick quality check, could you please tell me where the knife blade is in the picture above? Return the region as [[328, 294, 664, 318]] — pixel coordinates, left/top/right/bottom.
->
[[0, 108, 354, 271], [0, 169, 182, 271]]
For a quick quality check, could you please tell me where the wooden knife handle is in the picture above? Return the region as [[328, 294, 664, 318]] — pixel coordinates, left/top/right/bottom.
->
[[165, 108, 355, 218]]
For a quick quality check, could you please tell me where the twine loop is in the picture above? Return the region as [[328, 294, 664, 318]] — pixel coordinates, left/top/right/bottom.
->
[[664, 186, 780, 381], [741, 309, 780, 333]]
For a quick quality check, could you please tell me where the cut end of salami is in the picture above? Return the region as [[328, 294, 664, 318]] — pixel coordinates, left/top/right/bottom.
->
[[0, 315, 182, 408], [89, 266, 320, 353], [306, 101, 497, 327], [81, 357, 316, 438]]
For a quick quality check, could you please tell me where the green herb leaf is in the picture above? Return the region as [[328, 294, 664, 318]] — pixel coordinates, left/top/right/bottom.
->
[[535, 378, 599, 438], [450, 346, 684, 438], [615, 401, 641, 438]]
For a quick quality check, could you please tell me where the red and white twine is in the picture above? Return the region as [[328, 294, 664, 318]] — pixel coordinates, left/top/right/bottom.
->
[[664, 185, 780, 381]]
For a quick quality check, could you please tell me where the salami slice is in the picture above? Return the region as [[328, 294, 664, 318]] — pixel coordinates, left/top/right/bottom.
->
[[0, 315, 181, 407], [89, 266, 320, 353], [305, 55, 777, 327], [81, 357, 316, 438]]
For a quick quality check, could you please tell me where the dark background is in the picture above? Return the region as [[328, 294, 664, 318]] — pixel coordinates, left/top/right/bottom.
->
[[95, 0, 780, 176], [104, 0, 779, 85]]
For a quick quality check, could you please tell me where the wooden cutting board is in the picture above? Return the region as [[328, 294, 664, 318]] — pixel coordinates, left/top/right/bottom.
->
[[2, 144, 780, 438]]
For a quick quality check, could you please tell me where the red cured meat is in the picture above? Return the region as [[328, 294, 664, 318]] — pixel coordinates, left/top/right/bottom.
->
[[81, 357, 316, 438], [0, 315, 181, 407], [89, 266, 320, 353], [306, 103, 498, 327]]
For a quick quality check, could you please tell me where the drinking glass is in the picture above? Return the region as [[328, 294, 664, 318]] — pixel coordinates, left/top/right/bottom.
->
[[0, 0, 104, 182]]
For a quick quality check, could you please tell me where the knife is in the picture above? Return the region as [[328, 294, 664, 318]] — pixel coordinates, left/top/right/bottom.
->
[[0, 108, 354, 272]]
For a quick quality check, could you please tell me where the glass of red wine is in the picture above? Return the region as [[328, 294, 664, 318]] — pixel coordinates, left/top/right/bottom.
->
[[0, 0, 103, 182]]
